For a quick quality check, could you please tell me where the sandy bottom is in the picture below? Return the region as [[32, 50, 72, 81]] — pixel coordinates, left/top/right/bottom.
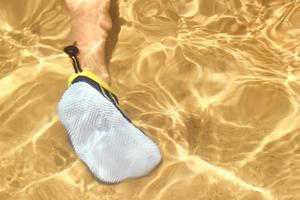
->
[[0, 0, 300, 199]]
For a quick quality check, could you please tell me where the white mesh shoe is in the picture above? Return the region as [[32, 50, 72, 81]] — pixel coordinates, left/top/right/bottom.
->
[[57, 45, 161, 183]]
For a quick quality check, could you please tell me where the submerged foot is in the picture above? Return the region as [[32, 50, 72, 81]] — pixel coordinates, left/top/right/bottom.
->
[[58, 79, 162, 183], [60, 0, 162, 183]]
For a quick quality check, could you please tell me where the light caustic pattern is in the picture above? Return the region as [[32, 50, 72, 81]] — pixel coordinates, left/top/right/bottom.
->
[[0, 0, 300, 199]]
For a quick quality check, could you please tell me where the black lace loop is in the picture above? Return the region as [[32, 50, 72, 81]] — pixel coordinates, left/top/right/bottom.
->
[[64, 42, 83, 73]]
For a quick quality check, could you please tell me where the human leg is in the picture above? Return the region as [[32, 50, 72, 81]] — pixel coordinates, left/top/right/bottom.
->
[[66, 0, 112, 84]]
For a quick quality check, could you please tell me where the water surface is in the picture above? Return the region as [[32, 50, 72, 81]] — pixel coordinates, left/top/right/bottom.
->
[[1, 0, 300, 199]]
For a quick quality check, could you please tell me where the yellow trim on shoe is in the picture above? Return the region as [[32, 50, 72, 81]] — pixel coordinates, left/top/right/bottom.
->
[[68, 70, 116, 95]]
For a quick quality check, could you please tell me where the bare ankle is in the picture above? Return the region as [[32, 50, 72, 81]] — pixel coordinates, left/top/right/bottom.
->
[[67, 0, 112, 85], [81, 53, 111, 85]]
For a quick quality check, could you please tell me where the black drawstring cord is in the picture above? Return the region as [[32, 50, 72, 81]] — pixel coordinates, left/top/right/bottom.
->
[[63, 42, 83, 73]]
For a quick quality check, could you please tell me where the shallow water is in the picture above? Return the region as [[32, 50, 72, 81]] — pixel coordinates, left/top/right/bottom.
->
[[1, 0, 300, 199]]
